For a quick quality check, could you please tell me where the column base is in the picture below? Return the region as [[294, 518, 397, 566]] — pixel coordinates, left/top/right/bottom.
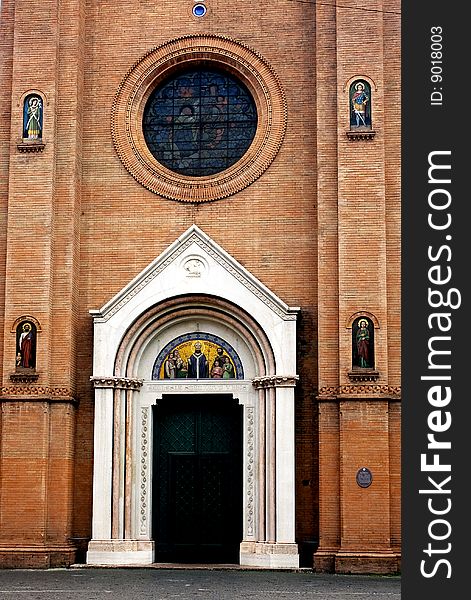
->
[[240, 541, 299, 568], [0, 544, 77, 568], [86, 540, 154, 565]]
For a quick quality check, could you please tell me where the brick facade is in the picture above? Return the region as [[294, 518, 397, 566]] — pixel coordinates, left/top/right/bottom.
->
[[0, 0, 401, 572]]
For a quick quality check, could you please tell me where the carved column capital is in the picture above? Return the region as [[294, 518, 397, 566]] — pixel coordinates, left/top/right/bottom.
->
[[252, 375, 299, 389], [90, 376, 144, 391]]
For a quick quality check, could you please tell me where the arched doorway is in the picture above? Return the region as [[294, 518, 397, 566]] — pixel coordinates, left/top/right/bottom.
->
[[153, 394, 243, 563], [86, 226, 300, 568]]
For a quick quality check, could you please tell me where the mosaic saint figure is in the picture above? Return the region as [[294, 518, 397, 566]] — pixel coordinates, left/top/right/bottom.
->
[[174, 349, 188, 378], [164, 351, 176, 378], [173, 104, 199, 167], [355, 319, 371, 368], [350, 81, 371, 129], [187, 341, 209, 378], [222, 356, 235, 379], [210, 358, 224, 378], [153, 334, 244, 381], [211, 346, 228, 371], [17, 322, 35, 369], [23, 95, 43, 140]]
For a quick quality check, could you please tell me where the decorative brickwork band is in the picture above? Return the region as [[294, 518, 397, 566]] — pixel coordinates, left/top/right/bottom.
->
[[317, 385, 401, 400], [0, 386, 75, 401], [252, 375, 299, 389], [90, 376, 144, 390]]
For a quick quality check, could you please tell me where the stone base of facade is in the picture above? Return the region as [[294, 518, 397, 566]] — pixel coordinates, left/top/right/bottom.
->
[[313, 549, 400, 574], [335, 552, 400, 574], [240, 541, 299, 568], [86, 540, 155, 565], [312, 549, 337, 572], [0, 544, 77, 568]]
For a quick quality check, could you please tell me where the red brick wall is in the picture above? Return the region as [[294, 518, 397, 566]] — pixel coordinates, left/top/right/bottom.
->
[[0, 0, 401, 570]]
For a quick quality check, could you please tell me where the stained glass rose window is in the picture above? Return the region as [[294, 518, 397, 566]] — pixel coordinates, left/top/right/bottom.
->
[[143, 68, 257, 177]]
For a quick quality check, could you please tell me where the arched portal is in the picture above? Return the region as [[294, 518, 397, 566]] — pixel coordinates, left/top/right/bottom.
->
[[86, 226, 300, 568]]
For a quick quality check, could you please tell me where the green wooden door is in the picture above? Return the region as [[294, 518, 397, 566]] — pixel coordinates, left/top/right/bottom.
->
[[153, 395, 243, 563]]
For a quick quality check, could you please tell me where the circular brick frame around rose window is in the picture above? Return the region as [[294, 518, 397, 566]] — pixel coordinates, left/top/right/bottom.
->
[[111, 35, 287, 202]]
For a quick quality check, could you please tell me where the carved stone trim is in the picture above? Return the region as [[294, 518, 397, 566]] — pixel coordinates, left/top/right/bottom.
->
[[246, 407, 255, 538], [17, 140, 45, 152], [139, 407, 149, 537], [252, 375, 299, 389], [90, 376, 144, 390], [111, 34, 287, 202], [346, 130, 376, 141], [347, 369, 380, 382], [317, 384, 401, 400], [146, 381, 251, 394]]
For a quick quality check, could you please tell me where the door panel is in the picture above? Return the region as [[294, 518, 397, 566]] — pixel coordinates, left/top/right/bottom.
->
[[153, 395, 242, 563]]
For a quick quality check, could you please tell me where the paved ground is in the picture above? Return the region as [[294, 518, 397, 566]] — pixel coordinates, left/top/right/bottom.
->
[[0, 568, 400, 600]]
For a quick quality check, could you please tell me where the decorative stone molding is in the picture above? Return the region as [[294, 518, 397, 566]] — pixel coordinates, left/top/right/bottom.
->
[[149, 381, 251, 394], [16, 140, 45, 152], [346, 130, 376, 141], [317, 384, 401, 400], [182, 256, 205, 277], [111, 34, 287, 202], [252, 375, 299, 389], [90, 376, 144, 390], [139, 407, 150, 537], [246, 407, 255, 538], [347, 369, 380, 382]]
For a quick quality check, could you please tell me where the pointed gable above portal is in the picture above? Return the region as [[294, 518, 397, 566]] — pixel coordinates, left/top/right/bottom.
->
[[90, 225, 299, 326]]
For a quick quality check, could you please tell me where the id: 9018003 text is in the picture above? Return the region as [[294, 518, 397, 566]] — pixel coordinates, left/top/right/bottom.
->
[[430, 26, 443, 107]]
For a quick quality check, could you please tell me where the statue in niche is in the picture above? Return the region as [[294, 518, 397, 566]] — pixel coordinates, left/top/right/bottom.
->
[[16, 321, 37, 370], [352, 317, 374, 369], [23, 95, 43, 140], [350, 80, 371, 130]]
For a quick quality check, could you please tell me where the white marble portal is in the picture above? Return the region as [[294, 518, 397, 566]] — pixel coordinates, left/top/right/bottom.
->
[[86, 226, 300, 568]]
